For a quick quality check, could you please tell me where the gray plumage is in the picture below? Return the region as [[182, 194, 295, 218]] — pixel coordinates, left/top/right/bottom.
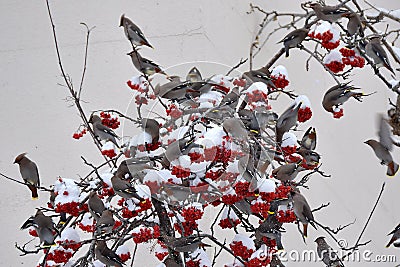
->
[[159, 183, 191, 204], [21, 210, 55, 247], [238, 155, 260, 191], [386, 223, 400, 248], [279, 28, 309, 57], [88, 191, 105, 221], [127, 50, 165, 76], [271, 162, 302, 182], [186, 67, 202, 82], [111, 175, 143, 200], [298, 148, 321, 168], [95, 240, 124, 267], [161, 138, 202, 168], [14, 153, 40, 199], [365, 36, 395, 74], [309, 3, 350, 23], [141, 118, 160, 144], [96, 210, 115, 234], [270, 254, 286, 267], [315, 237, 344, 267], [154, 76, 187, 100], [115, 158, 153, 180], [364, 114, 399, 176], [238, 109, 261, 134], [301, 127, 317, 150], [344, 12, 364, 37], [291, 190, 316, 238], [223, 117, 249, 142], [160, 235, 207, 253], [275, 102, 302, 143], [163, 257, 181, 267], [242, 66, 276, 89], [89, 115, 119, 147], [119, 14, 153, 48], [322, 83, 367, 114], [255, 215, 284, 250], [204, 105, 235, 123], [220, 87, 240, 109]]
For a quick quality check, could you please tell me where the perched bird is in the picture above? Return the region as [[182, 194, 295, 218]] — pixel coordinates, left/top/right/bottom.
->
[[315, 237, 345, 267], [89, 115, 119, 146], [386, 223, 400, 248], [95, 240, 124, 267], [14, 153, 40, 199], [159, 183, 191, 204], [127, 50, 166, 76], [186, 67, 202, 82], [161, 137, 202, 168], [238, 154, 260, 191], [238, 109, 261, 134], [271, 162, 303, 182], [309, 3, 350, 23], [162, 257, 181, 267], [291, 190, 316, 238], [220, 87, 240, 109], [279, 28, 309, 57], [275, 102, 302, 143], [96, 210, 115, 234], [49, 189, 67, 224], [21, 210, 55, 247], [154, 76, 188, 100], [364, 114, 399, 176], [141, 118, 160, 144], [270, 254, 286, 267], [204, 105, 235, 123], [119, 14, 153, 48], [343, 12, 364, 37], [242, 66, 276, 89], [365, 36, 395, 74], [223, 117, 249, 142], [297, 148, 321, 169], [255, 215, 284, 250], [159, 235, 209, 253], [88, 191, 105, 221], [322, 83, 371, 114], [300, 127, 317, 150], [111, 175, 143, 200], [115, 158, 153, 180]]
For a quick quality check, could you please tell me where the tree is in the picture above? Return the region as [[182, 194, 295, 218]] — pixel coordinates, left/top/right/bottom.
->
[[1, 0, 400, 266]]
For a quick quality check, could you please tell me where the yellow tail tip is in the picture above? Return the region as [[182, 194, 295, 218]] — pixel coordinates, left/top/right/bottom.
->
[[32, 197, 39, 200], [267, 211, 275, 215]]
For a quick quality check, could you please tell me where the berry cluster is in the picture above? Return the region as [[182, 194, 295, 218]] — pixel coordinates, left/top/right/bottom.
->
[[100, 111, 120, 129], [72, 128, 87, 140]]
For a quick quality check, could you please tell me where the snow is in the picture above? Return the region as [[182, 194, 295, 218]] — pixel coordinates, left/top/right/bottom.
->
[[389, 79, 400, 89], [165, 126, 190, 143], [101, 140, 118, 152], [232, 233, 256, 250], [54, 178, 80, 204], [390, 45, 400, 62], [221, 206, 239, 220], [257, 178, 277, 193], [143, 169, 180, 184], [129, 131, 153, 146], [271, 65, 289, 78], [198, 91, 224, 108], [177, 155, 192, 168], [295, 95, 311, 108], [190, 248, 212, 267], [92, 260, 106, 267], [80, 213, 93, 226], [245, 82, 269, 94], [100, 172, 113, 187], [59, 227, 80, 242], [129, 75, 149, 90], [323, 49, 343, 64], [136, 184, 151, 199], [310, 21, 331, 35], [200, 126, 226, 148], [281, 132, 298, 148], [250, 244, 268, 260], [116, 244, 130, 255], [226, 159, 239, 173], [189, 161, 210, 177]]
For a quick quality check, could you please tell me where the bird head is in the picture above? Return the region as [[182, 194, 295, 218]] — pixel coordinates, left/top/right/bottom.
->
[[89, 114, 101, 124], [314, 236, 326, 243], [14, 152, 27, 164]]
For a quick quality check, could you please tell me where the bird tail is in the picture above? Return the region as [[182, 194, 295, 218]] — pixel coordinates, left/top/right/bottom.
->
[[384, 63, 395, 75], [352, 91, 376, 102], [28, 185, 39, 199], [285, 47, 290, 58], [386, 236, 396, 248], [303, 224, 308, 238], [387, 161, 399, 177]]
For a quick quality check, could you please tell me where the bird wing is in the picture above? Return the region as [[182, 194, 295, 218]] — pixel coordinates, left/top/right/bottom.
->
[[127, 22, 147, 41], [370, 42, 390, 66], [97, 123, 119, 138], [378, 114, 393, 151]]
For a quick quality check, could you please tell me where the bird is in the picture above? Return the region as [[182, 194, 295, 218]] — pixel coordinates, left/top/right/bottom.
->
[[158, 183, 192, 204], [308, 3, 350, 23], [278, 28, 309, 57], [111, 175, 144, 200], [95, 240, 124, 267], [49, 189, 67, 224], [291, 190, 316, 238], [300, 127, 317, 151], [275, 102, 302, 143], [114, 158, 153, 180], [127, 50, 166, 76], [238, 154, 261, 191], [238, 109, 261, 134], [271, 162, 303, 182], [386, 223, 400, 248], [89, 115, 119, 147], [161, 137, 202, 168], [203, 105, 235, 124], [365, 35, 395, 74], [343, 12, 364, 37], [159, 235, 209, 253], [141, 118, 160, 144], [14, 153, 40, 199], [255, 215, 284, 250], [270, 254, 286, 267], [220, 86, 240, 109], [162, 257, 181, 267], [186, 67, 202, 82], [88, 191, 105, 221], [223, 117, 249, 142], [364, 114, 399, 176], [297, 148, 321, 169], [119, 14, 153, 48], [242, 66, 276, 89], [322, 83, 371, 114], [21, 210, 55, 247], [96, 210, 115, 234], [154, 76, 188, 101], [314, 237, 345, 267]]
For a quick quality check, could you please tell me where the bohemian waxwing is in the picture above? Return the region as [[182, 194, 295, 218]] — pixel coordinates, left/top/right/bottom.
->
[[89, 115, 119, 147], [279, 28, 309, 57], [315, 236, 345, 266], [95, 240, 124, 267], [88, 191, 105, 221], [291, 190, 316, 238], [308, 3, 350, 23], [127, 50, 166, 76], [119, 14, 153, 48], [14, 153, 40, 199], [386, 223, 400, 248], [365, 36, 395, 74]]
